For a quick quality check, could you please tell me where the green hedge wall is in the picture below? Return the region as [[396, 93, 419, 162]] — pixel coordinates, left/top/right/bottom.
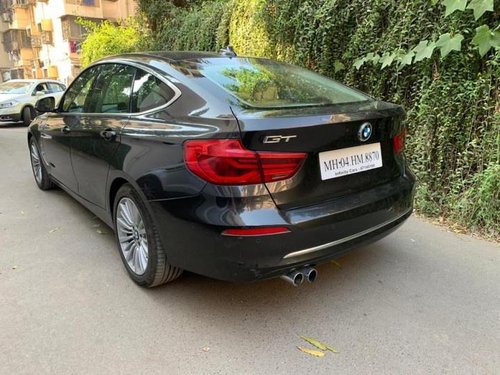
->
[[144, 0, 499, 237]]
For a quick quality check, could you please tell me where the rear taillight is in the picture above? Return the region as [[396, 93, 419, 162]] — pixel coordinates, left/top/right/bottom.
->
[[184, 139, 306, 185], [222, 227, 290, 236], [393, 130, 406, 154]]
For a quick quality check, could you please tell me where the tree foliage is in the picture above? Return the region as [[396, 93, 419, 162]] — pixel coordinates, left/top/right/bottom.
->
[[136, 0, 499, 237], [79, 18, 150, 67]]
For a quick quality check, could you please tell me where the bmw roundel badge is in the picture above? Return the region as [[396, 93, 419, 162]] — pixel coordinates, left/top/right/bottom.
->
[[358, 122, 373, 142]]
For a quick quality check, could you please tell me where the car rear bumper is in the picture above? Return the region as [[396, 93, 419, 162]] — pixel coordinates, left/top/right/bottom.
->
[[149, 170, 416, 282]]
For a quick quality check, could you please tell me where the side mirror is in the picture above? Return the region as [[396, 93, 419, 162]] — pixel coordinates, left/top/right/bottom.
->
[[34, 90, 45, 96], [35, 97, 56, 113]]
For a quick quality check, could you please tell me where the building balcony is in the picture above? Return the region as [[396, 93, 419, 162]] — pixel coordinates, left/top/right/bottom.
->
[[3, 29, 31, 52], [7, 0, 33, 8], [1, 6, 32, 30], [61, 0, 104, 19], [6, 48, 34, 68]]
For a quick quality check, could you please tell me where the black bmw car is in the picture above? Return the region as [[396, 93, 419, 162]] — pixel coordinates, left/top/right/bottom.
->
[[28, 51, 415, 287]]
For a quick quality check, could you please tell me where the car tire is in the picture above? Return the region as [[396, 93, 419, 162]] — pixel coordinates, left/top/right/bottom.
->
[[29, 138, 54, 190], [113, 183, 183, 287], [22, 106, 34, 127]]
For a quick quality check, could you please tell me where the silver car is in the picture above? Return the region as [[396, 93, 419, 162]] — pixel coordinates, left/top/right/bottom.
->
[[0, 79, 66, 126]]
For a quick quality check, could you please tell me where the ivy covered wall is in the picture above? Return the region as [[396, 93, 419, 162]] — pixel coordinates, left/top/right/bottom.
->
[[138, 0, 499, 237]]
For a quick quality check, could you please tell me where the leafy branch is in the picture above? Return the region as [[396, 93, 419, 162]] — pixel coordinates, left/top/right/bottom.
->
[[353, 0, 498, 70]]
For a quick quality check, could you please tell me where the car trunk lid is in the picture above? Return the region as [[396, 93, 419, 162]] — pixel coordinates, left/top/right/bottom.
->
[[232, 101, 406, 210]]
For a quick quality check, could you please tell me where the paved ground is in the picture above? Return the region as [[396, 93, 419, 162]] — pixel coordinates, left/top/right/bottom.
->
[[0, 124, 499, 375]]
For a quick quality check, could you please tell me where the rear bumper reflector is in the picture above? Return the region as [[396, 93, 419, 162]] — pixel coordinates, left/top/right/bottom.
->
[[222, 227, 290, 237]]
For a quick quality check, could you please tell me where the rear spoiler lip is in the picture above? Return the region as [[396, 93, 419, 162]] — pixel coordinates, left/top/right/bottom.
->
[[231, 101, 405, 132], [231, 100, 404, 120]]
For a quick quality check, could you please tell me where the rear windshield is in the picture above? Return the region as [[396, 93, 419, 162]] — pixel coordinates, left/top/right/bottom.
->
[[198, 58, 371, 109]]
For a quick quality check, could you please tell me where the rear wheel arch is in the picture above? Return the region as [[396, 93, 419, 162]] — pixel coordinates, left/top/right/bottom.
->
[[109, 177, 129, 219], [112, 182, 183, 287], [108, 173, 159, 220]]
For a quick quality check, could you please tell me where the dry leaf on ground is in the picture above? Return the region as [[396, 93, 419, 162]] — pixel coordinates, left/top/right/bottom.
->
[[300, 336, 327, 350], [297, 346, 325, 357], [300, 336, 339, 353]]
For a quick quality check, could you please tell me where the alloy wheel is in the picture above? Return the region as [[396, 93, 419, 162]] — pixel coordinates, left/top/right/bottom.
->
[[30, 142, 43, 185], [116, 197, 149, 275]]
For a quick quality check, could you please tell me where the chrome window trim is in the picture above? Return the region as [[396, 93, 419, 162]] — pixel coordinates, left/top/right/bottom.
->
[[59, 60, 182, 117], [282, 208, 412, 259]]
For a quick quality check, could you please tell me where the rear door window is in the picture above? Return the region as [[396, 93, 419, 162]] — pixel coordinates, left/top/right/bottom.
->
[[131, 69, 175, 113], [92, 64, 135, 114]]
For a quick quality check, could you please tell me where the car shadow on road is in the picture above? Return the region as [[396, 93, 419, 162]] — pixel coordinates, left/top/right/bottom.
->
[[142, 242, 393, 323], [44, 185, 402, 326]]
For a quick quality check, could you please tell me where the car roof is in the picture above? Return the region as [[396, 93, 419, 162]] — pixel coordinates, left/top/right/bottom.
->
[[5, 79, 64, 84], [99, 51, 223, 64]]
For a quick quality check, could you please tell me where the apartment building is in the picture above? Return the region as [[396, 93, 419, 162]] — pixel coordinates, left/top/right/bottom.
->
[[0, 12, 14, 82], [0, 0, 136, 84]]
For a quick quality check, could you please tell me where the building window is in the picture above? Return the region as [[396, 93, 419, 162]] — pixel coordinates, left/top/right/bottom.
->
[[62, 16, 100, 40], [2, 30, 31, 51], [66, 0, 100, 7]]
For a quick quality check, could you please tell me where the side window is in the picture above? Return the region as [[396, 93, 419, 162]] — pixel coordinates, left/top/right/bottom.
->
[[33, 83, 49, 95], [131, 69, 175, 113], [48, 82, 65, 93], [61, 67, 100, 113], [93, 64, 135, 114]]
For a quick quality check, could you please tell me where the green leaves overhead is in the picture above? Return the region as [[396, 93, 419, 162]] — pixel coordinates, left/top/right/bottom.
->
[[471, 25, 500, 56], [443, 0, 467, 16], [400, 50, 415, 67], [413, 40, 436, 62], [443, 0, 495, 19], [365, 52, 381, 65], [435, 33, 464, 57], [353, 58, 366, 70], [466, 0, 494, 20], [380, 53, 397, 69], [333, 60, 345, 73], [354, 0, 496, 70]]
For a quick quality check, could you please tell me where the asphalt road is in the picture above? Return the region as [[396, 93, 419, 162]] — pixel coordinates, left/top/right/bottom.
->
[[1, 124, 499, 375]]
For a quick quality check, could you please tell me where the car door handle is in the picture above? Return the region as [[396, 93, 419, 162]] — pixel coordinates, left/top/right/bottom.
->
[[100, 129, 116, 141], [62, 125, 71, 134]]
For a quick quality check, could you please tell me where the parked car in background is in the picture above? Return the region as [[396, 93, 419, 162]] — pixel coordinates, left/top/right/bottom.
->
[[0, 79, 66, 126], [28, 51, 415, 288]]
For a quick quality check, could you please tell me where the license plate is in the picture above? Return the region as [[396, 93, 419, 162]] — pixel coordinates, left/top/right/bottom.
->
[[319, 143, 383, 180]]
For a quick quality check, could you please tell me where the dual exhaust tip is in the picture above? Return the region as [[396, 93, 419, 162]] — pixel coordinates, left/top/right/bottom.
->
[[280, 266, 317, 287]]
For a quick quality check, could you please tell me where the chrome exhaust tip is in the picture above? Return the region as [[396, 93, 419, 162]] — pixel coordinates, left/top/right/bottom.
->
[[280, 270, 304, 287], [303, 266, 318, 283]]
